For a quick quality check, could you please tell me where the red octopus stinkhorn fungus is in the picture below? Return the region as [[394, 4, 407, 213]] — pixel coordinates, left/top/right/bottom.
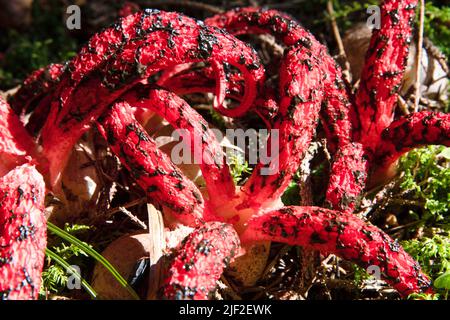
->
[[3, 0, 449, 300]]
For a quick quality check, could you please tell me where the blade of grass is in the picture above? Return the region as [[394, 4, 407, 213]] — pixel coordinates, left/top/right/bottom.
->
[[47, 221, 140, 300], [45, 248, 98, 299]]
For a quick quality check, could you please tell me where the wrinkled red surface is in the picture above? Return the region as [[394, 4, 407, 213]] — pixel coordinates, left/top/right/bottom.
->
[[97, 101, 205, 227], [325, 142, 368, 213], [205, 7, 361, 212], [376, 111, 450, 165], [0, 97, 37, 175], [0, 97, 46, 301], [124, 85, 235, 207], [241, 44, 323, 209], [8, 63, 64, 117], [163, 222, 240, 300], [355, 0, 419, 152], [206, 7, 354, 153], [0, 164, 46, 300], [241, 206, 432, 296]]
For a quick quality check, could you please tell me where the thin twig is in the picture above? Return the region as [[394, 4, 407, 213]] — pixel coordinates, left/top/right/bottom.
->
[[387, 220, 421, 233], [256, 34, 284, 58], [423, 38, 449, 74], [299, 142, 320, 205], [249, 0, 259, 8], [260, 245, 291, 279], [413, 0, 425, 112], [118, 206, 148, 229], [387, 198, 425, 207], [219, 276, 242, 300], [105, 198, 145, 217], [146, 204, 166, 299], [327, 0, 351, 83], [397, 95, 411, 115]]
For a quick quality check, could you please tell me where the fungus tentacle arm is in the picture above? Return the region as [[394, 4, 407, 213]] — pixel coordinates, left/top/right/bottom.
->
[[0, 99, 46, 300], [354, 0, 418, 151], [325, 142, 368, 213], [0, 164, 46, 300], [0, 97, 39, 175], [241, 43, 324, 209], [207, 7, 362, 212], [241, 206, 432, 297], [8, 64, 64, 117], [162, 222, 240, 300], [206, 7, 354, 152], [159, 66, 216, 95], [124, 85, 235, 206], [376, 111, 450, 166], [97, 101, 206, 227]]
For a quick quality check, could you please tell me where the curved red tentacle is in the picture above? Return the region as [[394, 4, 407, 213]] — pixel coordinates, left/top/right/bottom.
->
[[159, 63, 248, 110], [158, 61, 235, 116], [240, 38, 324, 210], [2, 3, 436, 301], [123, 85, 236, 206], [8, 63, 64, 117], [160, 70, 215, 95], [1, 63, 65, 138], [162, 221, 240, 300], [0, 164, 47, 300], [354, 0, 418, 152], [157, 63, 195, 86], [327, 0, 418, 211], [325, 142, 368, 213], [206, 7, 354, 153], [241, 206, 432, 297], [40, 10, 264, 188], [97, 101, 206, 227], [210, 60, 229, 116], [206, 7, 362, 212], [0, 97, 40, 175], [375, 111, 450, 167]]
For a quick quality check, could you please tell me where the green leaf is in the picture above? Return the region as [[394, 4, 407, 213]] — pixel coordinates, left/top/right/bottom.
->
[[403, 234, 450, 279], [408, 292, 440, 300], [45, 248, 98, 299], [434, 271, 450, 289], [47, 222, 140, 300], [229, 154, 252, 185], [281, 180, 300, 206], [439, 148, 450, 160]]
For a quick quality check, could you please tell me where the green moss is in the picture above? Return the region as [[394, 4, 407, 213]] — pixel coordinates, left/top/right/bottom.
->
[[408, 292, 441, 300], [208, 108, 228, 131], [352, 265, 372, 287], [229, 154, 253, 185], [328, 0, 378, 30], [0, 0, 77, 89], [403, 234, 450, 298], [40, 223, 92, 297], [424, 2, 450, 59], [398, 146, 450, 229], [403, 234, 450, 276], [399, 146, 450, 298]]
